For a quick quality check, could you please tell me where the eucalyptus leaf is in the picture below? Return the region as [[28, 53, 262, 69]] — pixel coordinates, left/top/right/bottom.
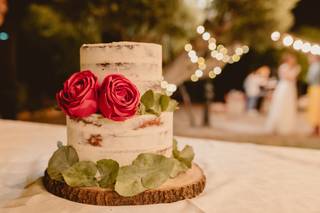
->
[[167, 100, 178, 112], [160, 95, 170, 111], [172, 139, 194, 168], [115, 153, 174, 197], [97, 159, 119, 188], [62, 161, 98, 187], [140, 89, 154, 109], [146, 107, 161, 116], [115, 165, 147, 197], [138, 103, 146, 115], [170, 158, 188, 178], [47, 144, 79, 181]]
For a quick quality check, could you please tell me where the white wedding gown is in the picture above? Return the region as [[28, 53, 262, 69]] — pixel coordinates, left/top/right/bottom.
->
[[266, 64, 300, 135]]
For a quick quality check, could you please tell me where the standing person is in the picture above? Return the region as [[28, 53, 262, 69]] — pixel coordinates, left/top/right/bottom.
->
[[266, 53, 301, 135], [244, 66, 270, 114], [306, 54, 320, 136]]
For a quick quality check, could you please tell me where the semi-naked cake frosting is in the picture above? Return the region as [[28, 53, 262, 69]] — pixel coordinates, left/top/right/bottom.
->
[[67, 42, 173, 166]]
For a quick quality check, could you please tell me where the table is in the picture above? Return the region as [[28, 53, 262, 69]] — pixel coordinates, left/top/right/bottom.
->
[[1, 119, 320, 213]]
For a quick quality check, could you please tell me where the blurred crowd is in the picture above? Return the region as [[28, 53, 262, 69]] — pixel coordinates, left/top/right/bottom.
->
[[243, 53, 320, 136]]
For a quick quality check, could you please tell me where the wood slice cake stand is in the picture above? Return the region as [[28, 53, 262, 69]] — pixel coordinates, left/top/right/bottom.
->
[[43, 163, 206, 206]]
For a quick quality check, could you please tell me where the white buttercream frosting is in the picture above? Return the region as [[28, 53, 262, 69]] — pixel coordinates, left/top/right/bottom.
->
[[67, 112, 173, 166], [67, 42, 174, 166], [80, 42, 162, 94]]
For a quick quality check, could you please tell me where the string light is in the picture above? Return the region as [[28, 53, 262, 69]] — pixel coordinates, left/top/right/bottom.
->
[[196, 25, 205, 34], [184, 43, 192, 52], [293, 40, 303, 50], [208, 71, 216, 79], [213, 67, 222, 75], [271, 32, 320, 56], [271, 31, 281, 41], [160, 80, 177, 96], [195, 69, 204, 77], [202, 32, 211, 40], [283, 35, 294, 46], [242, 45, 249, 53], [302, 42, 311, 53], [184, 25, 249, 82], [235, 47, 244, 55], [191, 74, 199, 82]]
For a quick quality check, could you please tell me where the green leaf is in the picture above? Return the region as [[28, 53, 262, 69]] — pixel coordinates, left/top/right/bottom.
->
[[172, 139, 194, 168], [62, 161, 98, 187], [115, 153, 174, 197], [170, 158, 188, 178], [138, 103, 146, 115], [115, 165, 147, 197], [140, 89, 154, 109], [145, 92, 162, 116], [139, 90, 178, 115], [160, 95, 170, 111], [96, 159, 119, 188], [167, 100, 178, 112], [47, 144, 79, 181]]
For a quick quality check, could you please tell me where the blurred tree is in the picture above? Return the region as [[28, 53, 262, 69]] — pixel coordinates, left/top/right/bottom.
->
[[18, 0, 300, 111], [164, 0, 300, 84], [19, 0, 201, 110]]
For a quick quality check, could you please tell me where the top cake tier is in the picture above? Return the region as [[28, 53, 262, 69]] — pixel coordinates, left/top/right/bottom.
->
[[80, 42, 162, 94]]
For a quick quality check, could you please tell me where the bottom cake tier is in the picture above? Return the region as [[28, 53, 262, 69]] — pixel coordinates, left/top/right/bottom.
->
[[67, 112, 173, 166]]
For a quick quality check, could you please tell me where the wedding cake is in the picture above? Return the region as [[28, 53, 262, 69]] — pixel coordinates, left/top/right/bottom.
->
[[67, 42, 172, 166], [44, 42, 205, 205]]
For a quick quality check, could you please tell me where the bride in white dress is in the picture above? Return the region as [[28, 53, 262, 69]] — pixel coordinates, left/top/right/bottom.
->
[[266, 54, 300, 135]]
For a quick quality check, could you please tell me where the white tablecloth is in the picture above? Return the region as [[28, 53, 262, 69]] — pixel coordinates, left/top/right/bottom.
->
[[0, 120, 320, 213]]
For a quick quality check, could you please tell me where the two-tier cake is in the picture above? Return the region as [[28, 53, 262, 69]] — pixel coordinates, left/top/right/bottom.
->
[[43, 42, 205, 205]]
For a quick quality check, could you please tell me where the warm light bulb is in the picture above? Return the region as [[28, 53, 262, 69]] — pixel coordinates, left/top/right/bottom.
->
[[211, 50, 218, 58], [271, 31, 281, 41], [196, 25, 205, 34], [191, 74, 199, 82], [302, 42, 311, 53], [208, 43, 217, 50], [216, 53, 224, 61], [232, 55, 240, 62], [213, 67, 222, 75], [197, 57, 205, 65], [202, 32, 211, 40], [184, 43, 192, 52], [222, 55, 230, 63], [209, 71, 216, 79], [195, 69, 203, 78], [235, 47, 243, 55], [188, 50, 196, 58], [293, 40, 303, 50], [282, 35, 294, 46], [208, 38, 216, 44], [190, 56, 198, 63], [199, 63, 206, 70], [242, 45, 249, 53]]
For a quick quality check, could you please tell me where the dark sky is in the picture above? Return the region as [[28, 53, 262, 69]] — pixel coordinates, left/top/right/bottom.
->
[[293, 0, 320, 29]]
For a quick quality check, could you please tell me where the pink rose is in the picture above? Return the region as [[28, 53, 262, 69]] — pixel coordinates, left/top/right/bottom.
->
[[99, 74, 140, 121], [56, 70, 99, 118]]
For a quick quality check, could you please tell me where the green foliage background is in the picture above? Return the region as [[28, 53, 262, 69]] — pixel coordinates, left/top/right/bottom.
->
[[17, 0, 310, 110]]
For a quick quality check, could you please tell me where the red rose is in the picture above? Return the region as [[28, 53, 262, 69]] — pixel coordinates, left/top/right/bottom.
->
[[56, 70, 99, 118], [99, 74, 140, 121]]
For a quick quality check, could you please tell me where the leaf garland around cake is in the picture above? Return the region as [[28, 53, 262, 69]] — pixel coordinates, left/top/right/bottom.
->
[[46, 139, 194, 197], [139, 89, 178, 116], [47, 142, 79, 181]]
